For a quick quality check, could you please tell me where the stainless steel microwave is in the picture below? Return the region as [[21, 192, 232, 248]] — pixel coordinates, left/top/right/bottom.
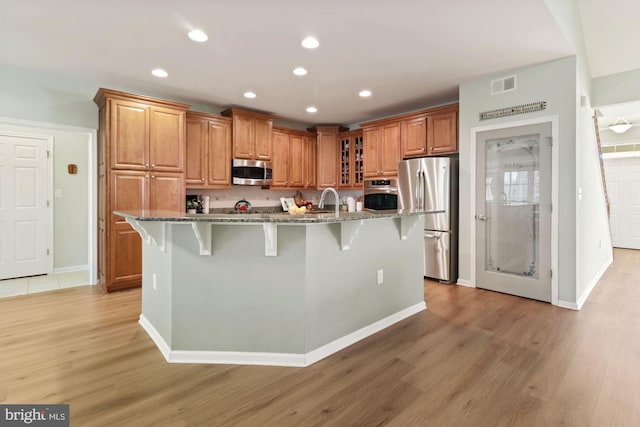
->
[[231, 159, 272, 186]]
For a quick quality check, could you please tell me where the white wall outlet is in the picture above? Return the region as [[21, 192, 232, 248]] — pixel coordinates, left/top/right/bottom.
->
[[377, 269, 383, 285], [152, 273, 157, 291], [55, 188, 63, 198]]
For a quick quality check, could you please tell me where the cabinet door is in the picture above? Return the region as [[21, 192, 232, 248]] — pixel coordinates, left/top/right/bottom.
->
[[149, 107, 184, 171], [428, 110, 458, 154], [207, 119, 232, 187], [109, 170, 146, 286], [185, 118, 207, 186], [401, 116, 427, 158], [271, 130, 289, 187], [254, 118, 272, 161], [381, 122, 401, 176], [363, 127, 381, 177], [289, 134, 305, 187], [233, 115, 254, 159], [110, 99, 148, 170], [304, 136, 317, 189], [149, 172, 184, 213], [316, 131, 338, 188]]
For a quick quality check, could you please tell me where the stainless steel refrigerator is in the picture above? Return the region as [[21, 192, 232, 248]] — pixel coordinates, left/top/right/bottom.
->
[[398, 157, 458, 283]]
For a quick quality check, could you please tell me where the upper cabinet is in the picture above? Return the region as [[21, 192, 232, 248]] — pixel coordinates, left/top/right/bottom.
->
[[221, 108, 274, 161], [362, 103, 459, 164], [271, 127, 314, 189], [362, 122, 401, 178], [338, 129, 364, 188], [107, 96, 186, 172], [185, 112, 232, 189], [427, 106, 458, 155], [311, 126, 346, 189]]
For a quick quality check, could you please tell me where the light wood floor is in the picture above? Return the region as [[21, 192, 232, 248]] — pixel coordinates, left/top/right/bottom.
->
[[1, 249, 639, 426]]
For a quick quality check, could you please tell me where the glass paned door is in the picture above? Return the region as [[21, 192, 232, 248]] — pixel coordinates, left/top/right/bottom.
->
[[476, 122, 552, 302]]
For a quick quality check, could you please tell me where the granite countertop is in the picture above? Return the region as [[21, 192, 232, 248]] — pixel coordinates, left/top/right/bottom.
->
[[113, 207, 418, 224]]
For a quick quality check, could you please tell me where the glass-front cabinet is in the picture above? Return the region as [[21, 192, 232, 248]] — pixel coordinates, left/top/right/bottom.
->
[[339, 129, 364, 189]]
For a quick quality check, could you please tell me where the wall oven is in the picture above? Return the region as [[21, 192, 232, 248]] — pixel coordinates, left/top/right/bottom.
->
[[364, 178, 398, 210]]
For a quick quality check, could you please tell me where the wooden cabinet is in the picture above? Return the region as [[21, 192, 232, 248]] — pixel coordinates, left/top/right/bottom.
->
[[362, 104, 459, 167], [362, 122, 401, 178], [111, 99, 185, 171], [271, 127, 314, 189], [401, 115, 428, 158], [311, 126, 346, 189], [94, 88, 189, 292], [338, 130, 364, 188], [427, 107, 458, 154], [185, 112, 232, 188], [221, 108, 274, 161], [304, 135, 317, 189]]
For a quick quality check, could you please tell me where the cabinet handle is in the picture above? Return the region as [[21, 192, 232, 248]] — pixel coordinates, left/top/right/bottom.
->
[[151, 164, 156, 168], [151, 175, 156, 179]]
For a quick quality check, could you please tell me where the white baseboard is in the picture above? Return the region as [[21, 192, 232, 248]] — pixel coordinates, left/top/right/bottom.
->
[[456, 278, 475, 288], [558, 255, 613, 311], [138, 301, 427, 367], [53, 264, 89, 274]]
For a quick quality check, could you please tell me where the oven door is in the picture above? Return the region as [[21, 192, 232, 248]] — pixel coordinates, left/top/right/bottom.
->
[[364, 192, 398, 210]]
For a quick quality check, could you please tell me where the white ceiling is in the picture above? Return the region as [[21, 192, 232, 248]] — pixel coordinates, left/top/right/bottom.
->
[[0, 0, 637, 126]]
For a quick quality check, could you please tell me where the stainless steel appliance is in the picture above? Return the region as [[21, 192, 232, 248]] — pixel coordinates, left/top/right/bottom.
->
[[364, 178, 398, 210], [398, 157, 458, 283], [231, 159, 272, 186]]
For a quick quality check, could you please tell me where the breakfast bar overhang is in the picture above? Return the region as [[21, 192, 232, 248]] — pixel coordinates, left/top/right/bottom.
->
[[116, 210, 426, 367]]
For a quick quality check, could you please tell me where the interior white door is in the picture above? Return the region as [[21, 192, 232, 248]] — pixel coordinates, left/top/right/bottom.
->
[[604, 156, 640, 250], [476, 122, 552, 302], [0, 133, 50, 280]]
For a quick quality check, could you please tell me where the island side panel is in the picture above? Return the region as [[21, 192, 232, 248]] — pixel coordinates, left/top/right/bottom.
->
[[141, 225, 173, 347], [304, 216, 425, 352], [169, 223, 307, 353]]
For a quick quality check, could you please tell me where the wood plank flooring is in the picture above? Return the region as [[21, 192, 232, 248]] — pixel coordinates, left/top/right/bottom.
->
[[1, 248, 639, 426]]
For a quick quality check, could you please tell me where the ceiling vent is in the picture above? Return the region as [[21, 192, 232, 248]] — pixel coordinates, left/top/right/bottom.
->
[[490, 75, 517, 95]]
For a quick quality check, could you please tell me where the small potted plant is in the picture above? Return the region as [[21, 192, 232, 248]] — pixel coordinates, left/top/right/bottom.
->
[[186, 199, 199, 214]]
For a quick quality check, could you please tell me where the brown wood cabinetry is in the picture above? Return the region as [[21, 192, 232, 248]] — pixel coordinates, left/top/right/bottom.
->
[[362, 122, 401, 178], [94, 88, 189, 292], [311, 126, 347, 189], [401, 115, 428, 158], [221, 108, 274, 161], [185, 112, 232, 188], [338, 130, 364, 188], [304, 135, 317, 189], [271, 127, 314, 189], [427, 107, 458, 155], [362, 104, 459, 168]]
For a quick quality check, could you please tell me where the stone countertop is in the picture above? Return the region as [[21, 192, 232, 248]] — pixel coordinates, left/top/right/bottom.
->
[[113, 208, 419, 224]]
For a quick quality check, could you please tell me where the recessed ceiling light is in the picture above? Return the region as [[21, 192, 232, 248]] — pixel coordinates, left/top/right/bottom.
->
[[151, 68, 168, 78], [244, 91, 257, 99], [188, 29, 208, 42], [306, 106, 318, 113], [293, 67, 308, 76], [359, 90, 372, 97], [301, 36, 319, 49]]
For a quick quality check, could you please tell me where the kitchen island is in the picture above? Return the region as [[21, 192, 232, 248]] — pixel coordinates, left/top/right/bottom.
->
[[116, 209, 425, 367]]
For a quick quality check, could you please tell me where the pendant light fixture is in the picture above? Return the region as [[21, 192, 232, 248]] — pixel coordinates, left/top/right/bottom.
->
[[609, 117, 633, 134]]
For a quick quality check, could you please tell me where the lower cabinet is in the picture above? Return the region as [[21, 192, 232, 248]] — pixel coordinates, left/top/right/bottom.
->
[[106, 170, 184, 290]]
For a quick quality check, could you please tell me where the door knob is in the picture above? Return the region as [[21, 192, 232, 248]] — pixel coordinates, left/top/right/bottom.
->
[[475, 214, 487, 221]]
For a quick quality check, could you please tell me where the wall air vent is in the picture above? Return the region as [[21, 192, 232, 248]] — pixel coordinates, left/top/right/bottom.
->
[[490, 75, 517, 95]]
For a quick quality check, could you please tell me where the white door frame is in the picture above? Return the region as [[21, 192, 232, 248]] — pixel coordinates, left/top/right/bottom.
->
[[0, 130, 54, 277], [470, 115, 559, 306], [0, 117, 97, 285]]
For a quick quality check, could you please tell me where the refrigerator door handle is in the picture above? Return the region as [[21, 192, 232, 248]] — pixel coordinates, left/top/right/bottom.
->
[[424, 232, 441, 240], [415, 170, 422, 211], [421, 170, 427, 211]]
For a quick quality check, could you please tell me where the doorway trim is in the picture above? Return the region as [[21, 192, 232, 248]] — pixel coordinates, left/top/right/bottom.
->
[[0, 130, 54, 277], [469, 115, 559, 306], [0, 116, 97, 285]]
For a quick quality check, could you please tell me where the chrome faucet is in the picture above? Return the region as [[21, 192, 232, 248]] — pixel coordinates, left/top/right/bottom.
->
[[319, 187, 340, 216]]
